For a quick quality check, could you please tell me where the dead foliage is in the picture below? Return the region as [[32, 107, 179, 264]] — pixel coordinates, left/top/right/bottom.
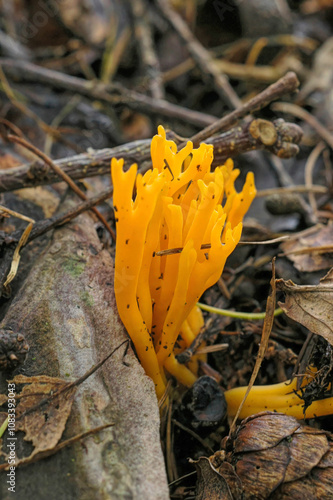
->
[[192, 412, 333, 499]]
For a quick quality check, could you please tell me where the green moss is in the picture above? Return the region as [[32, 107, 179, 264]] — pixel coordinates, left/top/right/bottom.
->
[[79, 290, 94, 307], [62, 258, 85, 277]]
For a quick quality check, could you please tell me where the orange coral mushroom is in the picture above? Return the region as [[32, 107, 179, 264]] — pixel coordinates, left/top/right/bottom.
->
[[112, 126, 256, 400]]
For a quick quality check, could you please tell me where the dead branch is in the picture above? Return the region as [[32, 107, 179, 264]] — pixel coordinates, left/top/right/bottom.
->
[[155, 0, 241, 109], [187, 71, 300, 146], [0, 118, 302, 193], [0, 58, 216, 128]]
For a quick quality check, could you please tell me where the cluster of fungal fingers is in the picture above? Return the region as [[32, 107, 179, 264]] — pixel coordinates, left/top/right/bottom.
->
[[225, 367, 333, 419], [111, 126, 256, 400]]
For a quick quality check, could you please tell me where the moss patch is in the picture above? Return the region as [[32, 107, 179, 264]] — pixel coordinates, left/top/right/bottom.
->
[[79, 290, 94, 308], [62, 258, 86, 277]]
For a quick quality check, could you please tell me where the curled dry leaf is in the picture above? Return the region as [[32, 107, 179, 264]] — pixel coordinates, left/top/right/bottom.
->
[[276, 267, 333, 346], [280, 224, 333, 272], [0, 374, 76, 467], [192, 412, 333, 499]]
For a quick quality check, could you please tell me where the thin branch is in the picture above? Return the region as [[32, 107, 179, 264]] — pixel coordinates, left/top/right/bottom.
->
[[186, 71, 300, 146], [131, 0, 164, 99], [155, 0, 241, 109], [0, 58, 216, 128], [4, 133, 115, 240], [0, 118, 302, 193]]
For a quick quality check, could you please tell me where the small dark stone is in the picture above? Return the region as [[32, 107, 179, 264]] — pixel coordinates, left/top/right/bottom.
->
[[178, 376, 227, 430]]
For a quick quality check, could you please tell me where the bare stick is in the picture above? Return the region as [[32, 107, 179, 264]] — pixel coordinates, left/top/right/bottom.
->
[[155, 0, 241, 109], [186, 72, 300, 146], [0, 58, 215, 128], [0, 118, 302, 193], [131, 0, 164, 99], [28, 187, 114, 241], [5, 134, 115, 240]]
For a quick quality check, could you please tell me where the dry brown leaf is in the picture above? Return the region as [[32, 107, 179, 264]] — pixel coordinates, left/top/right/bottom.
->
[[190, 456, 236, 500], [193, 412, 333, 499], [0, 374, 76, 467], [280, 223, 333, 272], [276, 268, 333, 346]]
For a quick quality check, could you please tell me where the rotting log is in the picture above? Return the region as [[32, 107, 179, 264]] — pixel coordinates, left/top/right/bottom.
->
[[0, 198, 169, 500]]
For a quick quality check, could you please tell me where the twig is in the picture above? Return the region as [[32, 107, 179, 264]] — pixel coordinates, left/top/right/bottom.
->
[[186, 71, 300, 146], [0, 58, 216, 128], [0, 66, 80, 152], [0, 137, 152, 193], [154, 235, 289, 256], [0, 29, 32, 60], [155, 0, 241, 109], [208, 118, 302, 162], [4, 133, 115, 240], [304, 142, 327, 214], [0, 118, 302, 193], [229, 259, 277, 434], [172, 419, 214, 454], [271, 101, 333, 149], [266, 155, 317, 225], [29, 188, 114, 242], [100, 26, 131, 83], [257, 185, 328, 197], [131, 0, 164, 99], [176, 320, 211, 365], [12, 341, 130, 423], [14, 424, 115, 467]]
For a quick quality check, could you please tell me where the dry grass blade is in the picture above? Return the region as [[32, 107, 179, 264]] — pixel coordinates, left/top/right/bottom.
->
[[0, 206, 34, 288], [229, 258, 277, 435]]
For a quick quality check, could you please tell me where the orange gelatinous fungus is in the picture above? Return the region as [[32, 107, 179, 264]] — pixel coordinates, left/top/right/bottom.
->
[[111, 126, 256, 399], [225, 369, 333, 420]]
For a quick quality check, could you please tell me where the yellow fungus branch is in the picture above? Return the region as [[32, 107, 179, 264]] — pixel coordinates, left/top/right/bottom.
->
[[111, 126, 256, 399], [225, 372, 333, 420]]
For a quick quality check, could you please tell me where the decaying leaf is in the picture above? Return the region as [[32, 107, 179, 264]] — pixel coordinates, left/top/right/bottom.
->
[[280, 223, 333, 272], [276, 268, 333, 346], [0, 374, 76, 467], [193, 412, 333, 499], [190, 456, 235, 500]]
